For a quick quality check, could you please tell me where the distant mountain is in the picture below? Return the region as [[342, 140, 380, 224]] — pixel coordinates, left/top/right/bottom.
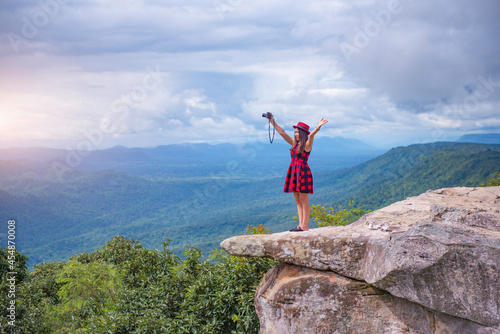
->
[[312, 136, 374, 152], [0, 160, 30, 178], [0, 147, 67, 161], [316, 142, 500, 209], [2, 141, 498, 269], [0, 137, 382, 176], [0, 136, 376, 162], [457, 133, 500, 145]]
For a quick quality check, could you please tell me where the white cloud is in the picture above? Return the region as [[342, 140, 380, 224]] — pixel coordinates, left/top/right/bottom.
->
[[184, 90, 217, 115], [0, 0, 499, 148]]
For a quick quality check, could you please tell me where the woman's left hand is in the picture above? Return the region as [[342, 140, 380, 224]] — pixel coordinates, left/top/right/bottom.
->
[[318, 118, 328, 128]]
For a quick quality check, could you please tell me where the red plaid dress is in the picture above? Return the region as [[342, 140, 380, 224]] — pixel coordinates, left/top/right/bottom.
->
[[284, 144, 313, 193]]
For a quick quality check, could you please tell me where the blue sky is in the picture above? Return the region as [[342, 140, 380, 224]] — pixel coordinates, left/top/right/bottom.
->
[[1, 0, 499, 149]]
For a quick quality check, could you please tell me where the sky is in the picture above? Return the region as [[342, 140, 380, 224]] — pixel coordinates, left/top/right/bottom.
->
[[1, 0, 499, 149]]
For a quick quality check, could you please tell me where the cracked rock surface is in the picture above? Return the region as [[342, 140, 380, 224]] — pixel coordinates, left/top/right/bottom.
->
[[221, 187, 500, 333], [256, 263, 496, 334]]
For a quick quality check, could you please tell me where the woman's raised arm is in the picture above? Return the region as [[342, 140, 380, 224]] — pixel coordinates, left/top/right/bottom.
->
[[305, 118, 328, 152], [269, 113, 294, 146]]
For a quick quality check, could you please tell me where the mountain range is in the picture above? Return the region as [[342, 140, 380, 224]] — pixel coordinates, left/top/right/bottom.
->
[[456, 133, 500, 145], [0, 136, 379, 176], [0, 138, 499, 269]]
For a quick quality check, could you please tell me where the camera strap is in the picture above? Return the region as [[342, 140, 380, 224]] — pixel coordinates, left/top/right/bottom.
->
[[268, 118, 275, 143]]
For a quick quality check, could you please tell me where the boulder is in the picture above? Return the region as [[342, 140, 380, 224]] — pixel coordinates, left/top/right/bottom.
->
[[256, 263, 497, 334], [221, 186, 500, 329]]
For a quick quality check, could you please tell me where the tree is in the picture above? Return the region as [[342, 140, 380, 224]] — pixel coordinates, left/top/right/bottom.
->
[[0, 246, 30, 334], [481, 172, 500, 187], [309, 201, 370, 227], [46, 260, 123, 332], [1, 233, 276, 334]]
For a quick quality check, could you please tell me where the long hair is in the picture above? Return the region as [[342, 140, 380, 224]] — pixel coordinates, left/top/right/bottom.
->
[[293, 128, 309, 154]]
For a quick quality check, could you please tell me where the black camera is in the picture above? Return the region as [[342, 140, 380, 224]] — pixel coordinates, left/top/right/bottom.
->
[[262, 112, 272, 119]]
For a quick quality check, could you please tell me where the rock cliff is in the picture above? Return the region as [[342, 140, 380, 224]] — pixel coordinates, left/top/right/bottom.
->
[[221, 187, 500, 333]]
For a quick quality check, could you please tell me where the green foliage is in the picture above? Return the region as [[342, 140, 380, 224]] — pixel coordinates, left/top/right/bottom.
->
[[46, 260, 123, 332], [172, 251, 275, 333], [321, 143, 500, 210], [481, 172, 500, 186], [310, 201, 371, 227], [2, 142, 499, 269], [3, 235, 276, 334], [17, 262, 66, 334], [246, 224, 272, 235], [0, 246, 30, 334], [0, 246, 28, 282]]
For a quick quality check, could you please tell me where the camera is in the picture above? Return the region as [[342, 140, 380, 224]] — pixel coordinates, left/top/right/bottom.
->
[[262, 112, 272, 119]]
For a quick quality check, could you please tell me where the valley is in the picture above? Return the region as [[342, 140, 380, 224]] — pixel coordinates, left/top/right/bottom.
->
[[1, 139, 499, 269]]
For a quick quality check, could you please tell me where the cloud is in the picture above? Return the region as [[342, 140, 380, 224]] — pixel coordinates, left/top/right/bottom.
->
[[0, 0, 499, 148], [330, 0, 500, 107]]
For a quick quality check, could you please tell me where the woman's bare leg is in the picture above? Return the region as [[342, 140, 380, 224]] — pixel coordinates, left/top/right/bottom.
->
[[293, 192, 302, 227], [299, 192, 310, 231]]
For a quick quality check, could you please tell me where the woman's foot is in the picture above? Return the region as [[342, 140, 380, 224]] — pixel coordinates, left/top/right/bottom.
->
[[289, 226, 304, 232]]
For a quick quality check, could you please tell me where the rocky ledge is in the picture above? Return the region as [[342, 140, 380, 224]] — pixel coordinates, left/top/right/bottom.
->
[[221, 187, 500, 334]]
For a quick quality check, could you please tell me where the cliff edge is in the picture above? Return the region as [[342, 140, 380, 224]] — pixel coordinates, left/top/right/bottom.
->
[[221, 186, 500, 334]]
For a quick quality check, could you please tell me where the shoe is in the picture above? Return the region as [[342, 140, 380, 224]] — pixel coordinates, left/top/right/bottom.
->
[[289, 226, 304, 232]]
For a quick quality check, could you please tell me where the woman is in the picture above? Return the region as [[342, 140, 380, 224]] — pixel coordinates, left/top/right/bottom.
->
[[269, 113, 328, 232]]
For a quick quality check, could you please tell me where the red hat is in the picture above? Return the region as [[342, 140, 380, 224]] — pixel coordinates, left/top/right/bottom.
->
[[293, 122, 310, 134]]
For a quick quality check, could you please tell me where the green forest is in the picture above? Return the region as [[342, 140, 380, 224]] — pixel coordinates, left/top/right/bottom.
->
[[1, 172, 499, 333], [1, 234, 276, 334], [1, 142, 500, 269], [1, 145, 499, 333]]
